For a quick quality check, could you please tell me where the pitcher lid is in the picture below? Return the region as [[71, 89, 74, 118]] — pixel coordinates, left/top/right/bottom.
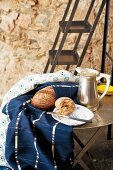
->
[[78, 68, 99, 77], [80, 71, 97, 77], [76, 67, 99, 76]]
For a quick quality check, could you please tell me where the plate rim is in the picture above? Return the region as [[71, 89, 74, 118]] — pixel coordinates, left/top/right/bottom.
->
[[52, 104, 94, 126]]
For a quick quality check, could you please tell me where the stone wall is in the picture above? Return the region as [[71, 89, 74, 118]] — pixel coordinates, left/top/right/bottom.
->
[[0, 0, 113, 98]]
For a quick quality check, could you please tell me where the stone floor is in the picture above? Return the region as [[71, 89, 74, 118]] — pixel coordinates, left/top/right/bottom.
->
[[73, 127, 113, 170]]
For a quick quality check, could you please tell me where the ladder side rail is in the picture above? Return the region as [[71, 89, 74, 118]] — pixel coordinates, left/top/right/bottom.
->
[[73, 0, 95, 53], [52, 0, 72, 51], [101, 0, 110, 73], [64, 0, 95, 71], [84, 0, 95, 21], [74, 0, 106, 74], [65, 0, 95, 71], [43, 58, 50, 73], [111, 66, 113, 86], [44, 0, 72, 73], [66, 64, 70, 70], [106, 52, 113, 63], [62, 0, 72, 22], [50, 0, 79, 72], [63, 0, 79, 33], [106, 52, 113, 86]]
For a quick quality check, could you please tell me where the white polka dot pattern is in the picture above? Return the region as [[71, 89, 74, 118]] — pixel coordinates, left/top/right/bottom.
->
[[1, 70, 78, 110], [0, 113, 11, 168], [0, 70, 78, 167]]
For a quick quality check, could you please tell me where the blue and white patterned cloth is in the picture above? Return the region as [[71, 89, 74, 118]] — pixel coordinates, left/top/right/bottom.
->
[[0, 70, 79, 169], [0, 114, 10, 169], [2, 82, 78, 170], [0, 167, 11, 170], [1, 70, 78, 110]]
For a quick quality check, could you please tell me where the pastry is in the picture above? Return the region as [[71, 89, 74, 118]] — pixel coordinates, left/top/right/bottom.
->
[[31, 86, 56, 110], [55, 97, 75, 116]]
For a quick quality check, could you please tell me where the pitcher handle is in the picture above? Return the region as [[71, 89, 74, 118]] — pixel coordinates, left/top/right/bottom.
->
[[96, 73, 111, 101]]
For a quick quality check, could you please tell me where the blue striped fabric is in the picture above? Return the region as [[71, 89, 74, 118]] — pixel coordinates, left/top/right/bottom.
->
[[0, 167, 11, 170], [2, 82, 78, 170]]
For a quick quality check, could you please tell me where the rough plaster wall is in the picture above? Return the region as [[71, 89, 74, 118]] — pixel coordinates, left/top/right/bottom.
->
[[0, 0, 113, 98]]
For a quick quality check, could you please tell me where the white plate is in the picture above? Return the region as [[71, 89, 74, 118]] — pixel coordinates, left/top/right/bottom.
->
[[52, 104, 94, 126]]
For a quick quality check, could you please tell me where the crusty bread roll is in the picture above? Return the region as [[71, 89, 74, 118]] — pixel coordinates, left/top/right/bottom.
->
[[31, 86, 56, 110], [55, 97, 75, 116]]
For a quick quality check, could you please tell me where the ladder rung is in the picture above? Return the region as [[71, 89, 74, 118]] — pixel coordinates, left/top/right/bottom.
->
[[49, 50, 79, 65], [59, 21, 92, 33]]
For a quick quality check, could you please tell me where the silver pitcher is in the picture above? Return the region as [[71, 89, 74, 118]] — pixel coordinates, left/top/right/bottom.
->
[[76, 67, 111, 111]]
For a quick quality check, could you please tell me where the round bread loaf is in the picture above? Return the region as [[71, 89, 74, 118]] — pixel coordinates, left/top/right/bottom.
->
[[31, 86, 56, 110], [55, 97, 75, 116]]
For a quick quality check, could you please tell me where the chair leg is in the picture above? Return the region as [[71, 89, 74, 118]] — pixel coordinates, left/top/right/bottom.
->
[[107, 124, 112, 140]]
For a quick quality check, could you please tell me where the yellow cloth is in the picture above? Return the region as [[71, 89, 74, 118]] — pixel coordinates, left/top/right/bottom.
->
[[97, 84, 113, 95]]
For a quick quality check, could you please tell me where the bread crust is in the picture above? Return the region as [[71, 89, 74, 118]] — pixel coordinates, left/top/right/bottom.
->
[[55, 97, 75, 116], [31, 86, 56, 110]]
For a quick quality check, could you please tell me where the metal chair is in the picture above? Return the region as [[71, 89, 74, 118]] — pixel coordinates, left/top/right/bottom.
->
[[44, 0, 107, 74], [100, 0, 113, 140], [104, 52, 113, 140], [43, 0, 113, 140]]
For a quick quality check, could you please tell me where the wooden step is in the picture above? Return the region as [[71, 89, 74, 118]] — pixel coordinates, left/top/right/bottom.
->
[[59, 21, 92, 33], [49, 50, 79, 65]]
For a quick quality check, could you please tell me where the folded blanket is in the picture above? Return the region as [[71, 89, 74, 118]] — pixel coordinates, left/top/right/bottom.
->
[[1, 70, 78, 110], [2, 82, 78, 170], [0, 70, 78, 168]]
